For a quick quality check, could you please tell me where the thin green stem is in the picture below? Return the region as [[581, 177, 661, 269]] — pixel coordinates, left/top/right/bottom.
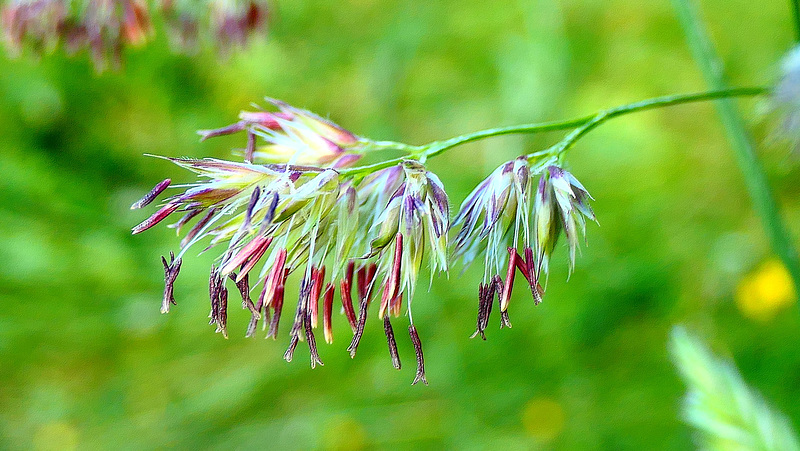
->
[[422, 116, 591, 159], [673, 0, 800, 295], [339, 155, 409, 176], [792, 0, 800, 42], [426, 88, 765, 160], [546, 112, 607, 158], [359, 140, 422, 154], [547, 87, 766, 158], [340, 87, 766, 176]]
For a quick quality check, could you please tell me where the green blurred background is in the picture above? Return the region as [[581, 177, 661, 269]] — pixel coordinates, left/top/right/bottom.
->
[[2, 0, 800, 449]]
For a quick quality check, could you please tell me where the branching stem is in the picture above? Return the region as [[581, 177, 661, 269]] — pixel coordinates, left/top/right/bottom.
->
[[340, 87, 766, 176]]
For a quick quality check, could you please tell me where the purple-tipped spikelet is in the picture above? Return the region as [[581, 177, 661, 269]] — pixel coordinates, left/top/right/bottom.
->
[[198, 98, 363, 167], [452, 158, 595, 339], [133, 102, 450, 385], [350, 160, 448, 384], [535, 166, 596, 278]]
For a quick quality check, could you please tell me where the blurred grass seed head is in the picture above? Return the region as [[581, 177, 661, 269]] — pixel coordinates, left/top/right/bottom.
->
[[0, 0, 269, 70], [671, 326, 800, 451]]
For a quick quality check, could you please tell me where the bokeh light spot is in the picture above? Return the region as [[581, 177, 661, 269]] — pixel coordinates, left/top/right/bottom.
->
[[322, 415, 367, 450], [32, 422, 79, 451], [521, 397, 565, 442]]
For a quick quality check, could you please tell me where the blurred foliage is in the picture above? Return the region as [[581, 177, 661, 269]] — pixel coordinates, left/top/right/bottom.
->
[[1, 0, 800, 449], [671, 326, 800, 450]]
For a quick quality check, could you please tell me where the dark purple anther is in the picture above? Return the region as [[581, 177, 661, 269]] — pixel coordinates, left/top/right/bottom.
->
[[246, 277, 268, 339], [500, 310, 512, 329], [167, 208, 202, 233], [303, 296, 324, 369], [518, 247, 543, 305], [181, 208, 217, 249], [384, 316, 401, 370], [216, 280, 229, 338], [471, 282, 495, 340], [197, 121, 247, 141], [207, 268, 229, 337], [132, 202, 179, 234], [289, 275, 312, 345], [131, 178, 171, 210], [493, 275, 512, 329], [482, 282, 495, 334], [289, 289, 306, 340], [245, 131, 256, 163], [208, 267, 220, 325], [160, 251, 181, 314], [470, 284, 487, 340], [347, 292, 369, 358], [257, 191, 280, 235], [243, 186, 261, 229], [283, 334, 299, 362], [228, 272, 259, 316], [409, 325, 428, 386]]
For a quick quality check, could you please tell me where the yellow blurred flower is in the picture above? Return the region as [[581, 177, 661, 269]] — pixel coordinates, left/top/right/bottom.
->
[[522, 397, 565, 442], [736, 260, 796, 322]]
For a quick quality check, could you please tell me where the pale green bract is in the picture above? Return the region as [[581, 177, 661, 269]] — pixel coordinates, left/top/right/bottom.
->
[[670, 326, 800, 451]]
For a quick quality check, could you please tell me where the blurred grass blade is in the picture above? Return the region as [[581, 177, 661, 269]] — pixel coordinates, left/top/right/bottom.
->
[[672, 0, 800, 299], [670, 326, 800, 451], [792, 0, 800, 42]]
